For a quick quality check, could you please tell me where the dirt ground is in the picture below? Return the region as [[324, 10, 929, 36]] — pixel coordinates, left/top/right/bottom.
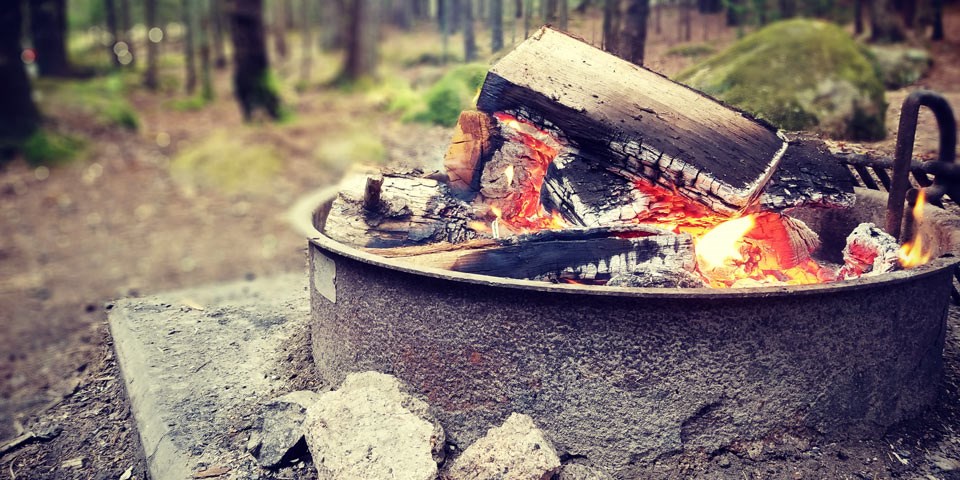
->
[[2, 8, 960, 480]]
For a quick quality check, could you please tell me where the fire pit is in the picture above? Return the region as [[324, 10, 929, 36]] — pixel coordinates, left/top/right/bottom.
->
[[305, 187, 960, 475], [299, 30, 960, 477]]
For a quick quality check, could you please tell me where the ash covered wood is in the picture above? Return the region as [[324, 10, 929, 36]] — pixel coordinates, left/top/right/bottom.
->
[[324, 173, 481, 248], [758, 138, 857, 211], [838, 223, 900, 279], [607, 265, 706, 288], [476, 27, 787, 213]]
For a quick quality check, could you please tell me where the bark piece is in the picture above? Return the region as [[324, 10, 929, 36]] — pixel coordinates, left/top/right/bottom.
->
[[477, 27, 787, 213], [448, 413, 561, 480], [304, 372, 444, 480], [324, 173, 481, 248]]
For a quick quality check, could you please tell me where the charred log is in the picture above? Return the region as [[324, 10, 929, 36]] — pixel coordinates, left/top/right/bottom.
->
[[323, 173, 481, 248], [607, 265, 706, 288], [758, 138, 857, 211], [476, 27, 787, 213]]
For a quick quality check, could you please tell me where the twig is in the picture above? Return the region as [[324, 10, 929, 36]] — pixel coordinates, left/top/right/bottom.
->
[[0, 432, 36, 457]]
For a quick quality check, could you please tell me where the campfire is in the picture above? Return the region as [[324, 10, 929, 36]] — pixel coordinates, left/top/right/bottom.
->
[[323, 27, 932, 289]]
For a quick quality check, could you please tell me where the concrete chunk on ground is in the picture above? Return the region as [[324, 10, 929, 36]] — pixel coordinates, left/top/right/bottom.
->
[[304, 371, 444, 480], [254, 390, 322, 468], [447, 413, 561, 480]]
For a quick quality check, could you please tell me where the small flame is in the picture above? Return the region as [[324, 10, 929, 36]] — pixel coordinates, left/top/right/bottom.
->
[[504, 164, 515, 185], [490, 205, 502, 219], [899, 190, 932, 268], [695, 215, 756, 271]]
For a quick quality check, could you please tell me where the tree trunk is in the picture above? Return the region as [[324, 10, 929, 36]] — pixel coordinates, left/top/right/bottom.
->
[[450, 0, 462, 32], [212, 0, 229, 68], [726, 0, 743, 26], [682, 0, 692, 41], [524, 0, 532, 37], [183, 0, 198, 94], [895, 0, 916, 29], [602, 0, 616, 50], [273, 0, 288, 58], [300, 0, 313, 84], [144, 0, 159, 89], [199, 0, 214, 100], [491, 0, 504, 51], [30, 0, 71, 76], [869, 0, 907, 43], [606, 0, 649, 66], [559, 0, 568, 30], [0, 0, 40, 154], [654, 0, 661, 34], [119, 0, 135, 66], [441, 0, 450, 62], [854, 0, 864, 35], [778, 0, 795, 18], [105, 0, 121, 67], [340, 0, 378, 81], [229, 0, 282, 119], [463, 0, 477, 61], [931, 0, 944, 41], [320, 0, 342, 50]]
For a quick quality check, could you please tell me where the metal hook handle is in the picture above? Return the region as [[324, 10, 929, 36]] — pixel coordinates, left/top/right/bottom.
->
[[885, 90, 958, 241]]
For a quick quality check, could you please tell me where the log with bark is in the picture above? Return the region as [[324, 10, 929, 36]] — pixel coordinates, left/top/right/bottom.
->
[[475, 27, 788, 214]]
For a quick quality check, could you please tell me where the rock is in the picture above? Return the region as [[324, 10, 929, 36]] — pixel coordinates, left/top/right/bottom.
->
[[119, 466, 134, 480], [304, 371, 444, 480], [867, 46, 932, 89], [676, 19, 886, 141], [448, 413, 561, 480], [255, 390, 321, 468], [557, 463, 614, 480]]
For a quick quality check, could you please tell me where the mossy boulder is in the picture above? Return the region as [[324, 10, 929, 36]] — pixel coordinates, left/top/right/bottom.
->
[[866, 46, 932, 89], [676, 19, 886, 141]]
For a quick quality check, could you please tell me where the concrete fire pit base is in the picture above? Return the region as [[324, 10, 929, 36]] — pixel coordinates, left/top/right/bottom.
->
[[307, 189, 960, 478]]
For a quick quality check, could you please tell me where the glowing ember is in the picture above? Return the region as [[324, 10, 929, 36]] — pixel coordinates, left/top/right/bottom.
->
[[899, 190, 932, 268], [695, 215, 755, 271]]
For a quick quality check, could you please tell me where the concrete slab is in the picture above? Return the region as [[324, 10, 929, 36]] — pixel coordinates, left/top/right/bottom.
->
[[108, 274, 312, 480]]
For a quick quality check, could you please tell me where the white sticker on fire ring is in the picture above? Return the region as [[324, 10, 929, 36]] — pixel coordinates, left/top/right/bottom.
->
[[313, 250, 337, 303]]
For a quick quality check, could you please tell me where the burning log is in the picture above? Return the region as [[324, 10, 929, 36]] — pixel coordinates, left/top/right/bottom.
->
[[476, 27, 788, 214], [838, 223, 900, 279], [758, 138, 857, 211], [746, 213, 821, 270], [444, 110, 498, 195], [323, 173, 482, 248]]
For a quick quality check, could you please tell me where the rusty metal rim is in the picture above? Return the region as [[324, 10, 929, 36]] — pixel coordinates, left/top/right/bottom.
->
[[293, 187, 960, 300]]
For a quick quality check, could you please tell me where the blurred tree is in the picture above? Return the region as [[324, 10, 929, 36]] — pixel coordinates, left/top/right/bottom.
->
[[524, 0, 531, 37], [105, 0, 121, 66], [184, 0, 198, 93], [211, 0, 228, 68], [726, 0, 744, 26], [339, 0, 378, 81], [491, 0, 504, 51], [119, 0, 134, 66], [854, 0, 864, 34], [699, 0, 722, 13], [229, 0, 282, 119], [450, 0, 462, 32], [273, 0, 289, 58], [30, 0, 72, 76], [680, 0, 692, 40], [391, 0, 413, 29], [895, 0, 916, 28], [869, 0, 907, 42], [463, 0, 477, 61], [300, 0, 312, 83], [199, 0, 214, 100], [320, 0, 343, 49], [559, 0, 568, 29], [144, 0, 159, 89], [441, 0, 450, 61], [604, 0, 650, 65], [0, 0, 40, 156], [932, 0, 944, 40], [778, 0, 795, 18]]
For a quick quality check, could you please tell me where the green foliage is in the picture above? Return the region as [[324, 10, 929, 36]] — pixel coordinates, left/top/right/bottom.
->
[[676, 19, 886, 140], [313, 131, 387, 171], [402, 63, 489, 127], [21, 131, 87, 166], [170, 130, 283, 195], [665, 44, 716, 58], [37, 74, 139, 130], [170, 95, 211, 112]]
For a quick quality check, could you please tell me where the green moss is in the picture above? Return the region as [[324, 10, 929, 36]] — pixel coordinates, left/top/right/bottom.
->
[[37, 74, 139, 130], [22, 131, 86, 166], [170, 130, 283, 195], [665, 44, 716, 58], [676, 19, 886, 140], [403, 63, 489, 127]]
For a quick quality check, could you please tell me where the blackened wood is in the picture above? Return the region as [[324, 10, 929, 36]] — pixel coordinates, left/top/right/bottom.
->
[[757, 138, 856, 211], [476, 27, 786, 213], [607, 264, 706, 288], [0, 0, 40, 152], [363, 175, 384, 211], [324, 174, 480, 248], [450, 232, 694, 280], [30, 0, 72, 77]]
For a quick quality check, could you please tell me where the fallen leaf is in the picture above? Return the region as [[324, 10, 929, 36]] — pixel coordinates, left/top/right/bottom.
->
[[61, 457, 84, 469], [119, 466, 133, 480], [192, 466, 231, 478]]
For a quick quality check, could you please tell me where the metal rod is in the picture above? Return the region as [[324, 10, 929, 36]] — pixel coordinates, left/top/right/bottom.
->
[[885, 91, 958, 241]]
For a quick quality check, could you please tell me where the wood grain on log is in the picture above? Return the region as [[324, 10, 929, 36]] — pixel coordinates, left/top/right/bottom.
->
[[476, 27, 786, 213], [444, 110, 497, 195], [758, 138, 857, 211]]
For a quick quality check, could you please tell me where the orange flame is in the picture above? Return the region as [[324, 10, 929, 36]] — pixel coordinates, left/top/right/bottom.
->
[[899, 190, 932, 268], [695, 215, 756, 271]]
